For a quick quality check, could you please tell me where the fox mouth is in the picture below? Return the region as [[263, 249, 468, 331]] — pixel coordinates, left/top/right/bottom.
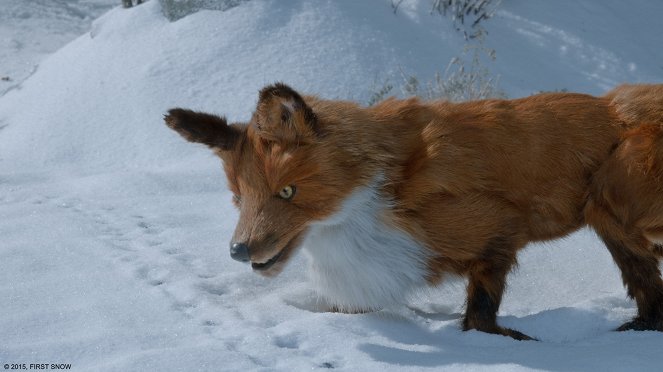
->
[[250, 232, 305, 274], [251, 249, 284, 271]]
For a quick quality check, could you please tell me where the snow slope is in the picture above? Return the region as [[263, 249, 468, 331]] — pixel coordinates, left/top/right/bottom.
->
[[489, 0, 663, 97], [1, 0, 662, 370], [0, 0, 117, 96]]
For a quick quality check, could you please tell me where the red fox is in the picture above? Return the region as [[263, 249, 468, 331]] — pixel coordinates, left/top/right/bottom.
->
[[165, 83, 663, 340]]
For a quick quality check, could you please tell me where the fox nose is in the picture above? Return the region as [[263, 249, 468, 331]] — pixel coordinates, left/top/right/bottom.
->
[[229, 242, 250, 263]]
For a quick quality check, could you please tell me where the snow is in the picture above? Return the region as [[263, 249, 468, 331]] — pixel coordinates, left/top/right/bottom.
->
[[488, 0, 663, 97], [0, 0, 116, 96], [1, 0, 662, 370]]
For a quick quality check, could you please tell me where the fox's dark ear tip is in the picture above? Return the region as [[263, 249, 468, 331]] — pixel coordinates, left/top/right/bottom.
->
[[258, 82, 301, 102], [163, 108, 238, 149], [165, 107, 188, 119], [164, 108, 179, 119], [163, 111, 178, 128]]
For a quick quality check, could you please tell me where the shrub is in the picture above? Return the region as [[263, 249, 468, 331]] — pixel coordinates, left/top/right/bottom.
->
[[406, 45, 505, 101], [368, 44, 505, 105], [158, 0, 249, 21], [393, 0, 501, 40], [373, 0, 505, 104]]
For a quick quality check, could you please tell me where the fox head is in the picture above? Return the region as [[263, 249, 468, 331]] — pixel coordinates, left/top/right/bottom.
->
[[165, 83, 365, 276]]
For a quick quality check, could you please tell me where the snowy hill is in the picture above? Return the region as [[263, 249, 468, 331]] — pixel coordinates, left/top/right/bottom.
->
[[1, 0, 662, 370], [0, 0, 116, 96], [488, 0, 663, 97]]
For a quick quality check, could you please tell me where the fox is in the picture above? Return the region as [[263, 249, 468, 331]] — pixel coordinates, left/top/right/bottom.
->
[[164, 82, 663, 340]]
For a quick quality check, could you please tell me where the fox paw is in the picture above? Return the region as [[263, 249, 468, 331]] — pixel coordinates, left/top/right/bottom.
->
[[616, 317, 663, 332], [464, 324, 537, 341], [499, 327, 538, 341]]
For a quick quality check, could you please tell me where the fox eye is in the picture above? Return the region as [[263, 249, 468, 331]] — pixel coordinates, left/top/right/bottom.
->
[[278, 185, 296, 200]]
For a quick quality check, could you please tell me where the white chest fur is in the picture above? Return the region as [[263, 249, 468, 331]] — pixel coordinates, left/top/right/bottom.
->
[[302, 177, 430, 312]]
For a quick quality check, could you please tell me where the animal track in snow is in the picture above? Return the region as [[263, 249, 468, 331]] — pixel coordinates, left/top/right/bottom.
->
[[197, 282, 228, 297], [39, 191, 297, 361], [273, 333, 300, 349]]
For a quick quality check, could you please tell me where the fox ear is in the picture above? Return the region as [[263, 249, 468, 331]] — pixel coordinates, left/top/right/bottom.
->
[[164, 108, 241, 150], [255, 83, 320, 143]]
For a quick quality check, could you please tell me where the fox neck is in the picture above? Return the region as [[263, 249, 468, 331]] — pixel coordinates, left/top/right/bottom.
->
[[308, 97, 429, 183], [302, 175, 431, 312]]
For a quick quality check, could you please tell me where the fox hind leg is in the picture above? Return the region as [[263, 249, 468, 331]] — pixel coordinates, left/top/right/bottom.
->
[[586, 200, 663, 332], [604, 236, 663, 331]]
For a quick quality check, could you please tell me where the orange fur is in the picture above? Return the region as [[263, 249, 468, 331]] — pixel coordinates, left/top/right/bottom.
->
[[165, 82, 663, 339], [604, 83, 663, 126]]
